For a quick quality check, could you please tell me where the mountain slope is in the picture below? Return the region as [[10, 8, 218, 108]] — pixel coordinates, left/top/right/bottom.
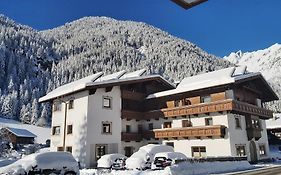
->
[[224, 44, 281, 112], [41, 17, 231, 83], [0, 15, 232, 125]]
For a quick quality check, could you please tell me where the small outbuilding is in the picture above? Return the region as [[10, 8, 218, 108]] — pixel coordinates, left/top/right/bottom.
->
[[1, 127, 37, 145]]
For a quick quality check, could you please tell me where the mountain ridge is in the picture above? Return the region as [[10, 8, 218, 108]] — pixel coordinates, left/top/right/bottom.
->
[[0, 14, 232, 125], [224, 43, 281, 112]]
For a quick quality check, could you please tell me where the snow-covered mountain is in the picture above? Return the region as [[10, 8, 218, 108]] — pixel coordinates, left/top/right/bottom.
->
[[224, 44, 281, 112], [0, 15, 232, 125]]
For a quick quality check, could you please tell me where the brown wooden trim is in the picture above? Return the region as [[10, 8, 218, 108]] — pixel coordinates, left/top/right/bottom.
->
[[154, 125, 226, 139], [147, 99, 273, 119], [121, 90, 146, 101], [121, 132, 142, 142]]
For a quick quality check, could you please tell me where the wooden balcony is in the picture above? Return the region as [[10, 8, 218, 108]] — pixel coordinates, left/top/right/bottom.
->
[[121, 132, 142, 142], [154, 125, 226, 140], [121, 131, 155, 141], [121, 90, 146, 101], [121, 110, 161, 120], [147, 99, 273, 119]]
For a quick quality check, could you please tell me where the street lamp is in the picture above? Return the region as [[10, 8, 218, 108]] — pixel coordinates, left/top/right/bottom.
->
[[54, 98, 73, 152], [171, 0, 208, 9]]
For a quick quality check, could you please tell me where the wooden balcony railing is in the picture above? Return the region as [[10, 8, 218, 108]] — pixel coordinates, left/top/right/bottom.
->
[[147, 99, 273, 119], [121, 110, 160, 120], [154, 125, 226, 140], [121, 131, 155, 141], [121, 132, 142, 142], [232, 100, 273, 119], [121, 100, 273, 120], [121, 90, 146, 101]]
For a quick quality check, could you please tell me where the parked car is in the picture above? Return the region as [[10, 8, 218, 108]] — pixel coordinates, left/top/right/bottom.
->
[[151, 152, 188, 170], [126, 144, 174, 170], [0, 151, 79, 175], [97, 153, 127, 170]]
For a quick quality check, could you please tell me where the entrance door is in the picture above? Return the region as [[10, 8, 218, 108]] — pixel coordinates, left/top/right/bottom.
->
[[249, 140, 258, 163], [95, 144, 107, 160]]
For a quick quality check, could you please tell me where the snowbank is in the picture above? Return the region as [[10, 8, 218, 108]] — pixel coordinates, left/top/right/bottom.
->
[[81, 160, 252, 175]]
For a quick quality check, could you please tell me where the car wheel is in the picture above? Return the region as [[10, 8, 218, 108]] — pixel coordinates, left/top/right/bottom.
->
[[64, 171, 76, 175]]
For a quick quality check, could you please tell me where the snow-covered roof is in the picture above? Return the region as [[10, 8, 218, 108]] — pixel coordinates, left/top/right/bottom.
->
[[120, 69, 146, 79], [39, 69, 174, 102], [146, 66, 273, 99], [266, 114, 281, 129], [39, 72, 103, 102], [5, 127, 37, 138]]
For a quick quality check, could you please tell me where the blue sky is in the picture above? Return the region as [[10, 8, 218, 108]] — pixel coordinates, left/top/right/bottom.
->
[[1, 0, 281, 57]]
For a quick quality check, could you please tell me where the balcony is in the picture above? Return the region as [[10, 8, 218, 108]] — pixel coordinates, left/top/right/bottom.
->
[[147, 99, 273, 119], [121, 132, 142, 142], [121, 90, 146, 101], [121, 131, 155, 142], [121, 110, 160, 120], [154, 125, 226, 139]]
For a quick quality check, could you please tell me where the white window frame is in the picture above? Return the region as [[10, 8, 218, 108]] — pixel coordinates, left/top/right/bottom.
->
[[102, 121, 112, 134], [103, 96, 112, 109]]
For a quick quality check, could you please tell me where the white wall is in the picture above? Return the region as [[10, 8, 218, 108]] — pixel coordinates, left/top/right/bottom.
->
[[50, 91, 89, 167], [86, 86, 122, 167], [163, 114, 232, 158]]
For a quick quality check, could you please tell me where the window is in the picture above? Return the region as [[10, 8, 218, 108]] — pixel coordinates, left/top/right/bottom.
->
[[102, 121, 112, 134], [126, 125, 131, 132], [96, 144, 107, 160], [251, 119, 261, 129], [53, 102, 62, 112], [52, 126, 60, 135], [174, 100, 181, 107], [148, 123, 154, 130], [235, 117, 241, 129], [66, 146, 72, 153], [182, 99, 191, 106], [57, 147, 64, 151], [236, 145, 246, 156], [205, 118, 213, 126], [182, 120, 192, 127], [103, 96, 112, 108], [164, 122, 172, 128], [68, 100, 74, 109], [200, 95, 211, 103], [67, 125, 73, 134], [192, 146, 206, 158], [259, 145, 266, 156]]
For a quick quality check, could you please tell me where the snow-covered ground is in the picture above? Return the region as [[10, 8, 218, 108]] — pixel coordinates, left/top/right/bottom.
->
[[80, 161, 253, 175], [0, 117, 51, 144]]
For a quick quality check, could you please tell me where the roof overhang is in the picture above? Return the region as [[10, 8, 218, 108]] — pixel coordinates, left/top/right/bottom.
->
[[39, 75, 175, 103]]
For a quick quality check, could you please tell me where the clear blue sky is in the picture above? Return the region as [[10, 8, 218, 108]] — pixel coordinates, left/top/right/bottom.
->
[[1, 0, 281, 57]]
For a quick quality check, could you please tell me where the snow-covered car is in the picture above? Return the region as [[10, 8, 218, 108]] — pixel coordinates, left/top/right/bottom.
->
[[97, 153, 127, 170], [0, 151, 79, 175], [125, 144, 174, 170], [151, 152, 188, 170]]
